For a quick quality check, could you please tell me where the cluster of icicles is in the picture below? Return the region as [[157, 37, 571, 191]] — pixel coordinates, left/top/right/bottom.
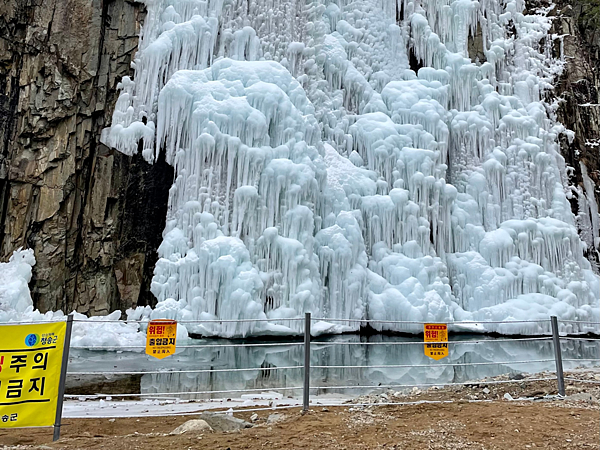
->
[[102, 0, 599, 337]]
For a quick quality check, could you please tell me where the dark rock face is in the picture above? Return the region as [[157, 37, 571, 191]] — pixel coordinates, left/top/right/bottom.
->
[[0, 0, 172, 314], [550, 0, 600, 271]]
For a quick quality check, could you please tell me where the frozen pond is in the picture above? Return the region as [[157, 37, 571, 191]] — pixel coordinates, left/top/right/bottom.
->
[[65, 334, 600, 399]]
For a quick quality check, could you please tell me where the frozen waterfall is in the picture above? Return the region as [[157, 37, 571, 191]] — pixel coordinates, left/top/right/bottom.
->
[[102, 0, 600, 337]]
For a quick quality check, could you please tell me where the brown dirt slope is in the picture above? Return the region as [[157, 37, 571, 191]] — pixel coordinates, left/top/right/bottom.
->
[[0, 400, 598, 450]]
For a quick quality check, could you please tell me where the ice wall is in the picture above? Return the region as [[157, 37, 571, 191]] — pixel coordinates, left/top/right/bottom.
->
[[102, 0, 600, 336]]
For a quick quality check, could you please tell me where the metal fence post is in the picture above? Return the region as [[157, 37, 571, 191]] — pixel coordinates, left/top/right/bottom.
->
[[550, 315, 565, 397], [53, 314, 74, 441], [303, 312, 311, 413]]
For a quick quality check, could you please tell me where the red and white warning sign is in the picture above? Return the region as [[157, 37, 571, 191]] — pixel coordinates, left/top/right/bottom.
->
[[423, 323, 448, 360], [145, 319, 177, 359]]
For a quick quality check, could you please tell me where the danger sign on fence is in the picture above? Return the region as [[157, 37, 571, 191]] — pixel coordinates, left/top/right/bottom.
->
[[0, 321, 68, 428], [146, 319, 177, 359], [423, 323, 448, 360]]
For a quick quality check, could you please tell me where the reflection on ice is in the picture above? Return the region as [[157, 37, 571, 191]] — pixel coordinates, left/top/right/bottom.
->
[[67, 335, 600, 399]]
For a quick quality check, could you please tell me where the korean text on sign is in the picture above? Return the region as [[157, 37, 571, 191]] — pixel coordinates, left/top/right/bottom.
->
[[146, 319, 177, 359], [0, 321, 67, 428], [423, 323, 449, 360]]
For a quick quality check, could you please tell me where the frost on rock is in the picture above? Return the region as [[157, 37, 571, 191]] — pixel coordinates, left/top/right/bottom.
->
[[102, 0, 599, 337]]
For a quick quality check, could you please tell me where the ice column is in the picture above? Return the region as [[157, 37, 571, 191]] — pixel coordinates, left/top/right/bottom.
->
[[101, 0, 599, 337]]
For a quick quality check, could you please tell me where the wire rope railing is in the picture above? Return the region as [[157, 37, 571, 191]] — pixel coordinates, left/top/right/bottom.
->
[[559, 320, 600, 325], [66, 359, 558, 376], [310, 359, 556, 370], [3, 314, 599, 417], [70, 341, 305, 350], [62, 316, 600, 406], [3, 317, 580, 325], [68, 336, 554, 350], [67, 365, 304, 376], [311, 337, 553, 346], [562, 358, 600, 363], [309, 377, 559, 391], [561, 337, 600, 341], [312, 318, 553, 324]]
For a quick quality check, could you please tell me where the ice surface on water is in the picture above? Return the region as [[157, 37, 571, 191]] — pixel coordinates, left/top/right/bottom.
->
[[66, 335, 600, 398], [100, 0, 597, 336]]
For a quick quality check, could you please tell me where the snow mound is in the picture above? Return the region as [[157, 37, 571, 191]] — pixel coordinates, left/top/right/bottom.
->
[[0, 248, 37, 320]]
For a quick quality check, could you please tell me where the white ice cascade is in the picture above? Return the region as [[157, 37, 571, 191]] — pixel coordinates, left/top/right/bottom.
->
[[102, 0, 600, 337]]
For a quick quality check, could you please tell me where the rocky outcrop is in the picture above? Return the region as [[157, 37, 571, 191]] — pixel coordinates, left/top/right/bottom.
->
[[550, 0, 600, 271], [0, 0, 172, 315]]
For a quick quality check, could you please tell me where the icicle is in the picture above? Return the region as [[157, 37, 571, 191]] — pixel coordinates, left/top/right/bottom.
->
[[97, 0, 599, 337]]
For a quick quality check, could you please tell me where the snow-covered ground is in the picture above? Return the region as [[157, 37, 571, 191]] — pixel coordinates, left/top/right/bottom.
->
[[63, 393, 311, 418], [62, 369, 600, 418]]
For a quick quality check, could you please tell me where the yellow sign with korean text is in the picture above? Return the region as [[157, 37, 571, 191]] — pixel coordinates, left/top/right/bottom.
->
[[145, 319, 177, 359], [0, 321, 67, 428], [424, 323, 448, 360]]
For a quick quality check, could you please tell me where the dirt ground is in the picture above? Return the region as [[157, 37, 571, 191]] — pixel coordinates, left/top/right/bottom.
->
[[1, 375, 599, 450]]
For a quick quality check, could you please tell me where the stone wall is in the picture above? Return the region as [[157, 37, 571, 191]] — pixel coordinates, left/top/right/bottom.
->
[[0, 0, 173, 315]]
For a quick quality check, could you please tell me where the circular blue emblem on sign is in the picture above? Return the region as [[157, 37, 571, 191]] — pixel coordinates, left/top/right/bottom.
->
[[25, 333, 39, 347]]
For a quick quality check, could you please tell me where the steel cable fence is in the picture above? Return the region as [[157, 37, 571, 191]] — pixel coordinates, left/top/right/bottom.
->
[[3, 315, 598, 413]]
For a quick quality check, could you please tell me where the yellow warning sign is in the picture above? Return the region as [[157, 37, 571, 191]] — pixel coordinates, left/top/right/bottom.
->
[[424, 323, 448, 360], [146, 319, 177, 359], [0, 321, 67, 428]]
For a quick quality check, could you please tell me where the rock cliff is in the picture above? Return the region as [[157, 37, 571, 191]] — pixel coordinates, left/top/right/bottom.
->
[[552, 0, 600, 270], [0, 0, 172, 315]]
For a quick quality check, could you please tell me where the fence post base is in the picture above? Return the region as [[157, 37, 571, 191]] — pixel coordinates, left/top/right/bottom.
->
[[303, 312, 311, 413], [550, 315, 565, 397], [53, 314, 74, 441]]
